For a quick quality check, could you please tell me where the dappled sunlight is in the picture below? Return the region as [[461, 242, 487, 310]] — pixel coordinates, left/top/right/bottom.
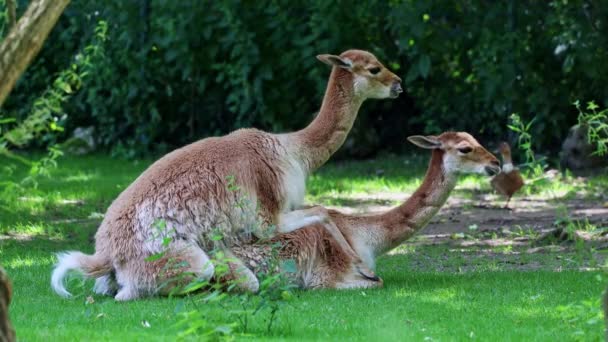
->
[[394, 286, 458, 303], [307, 177, 421, 199], [0, 219, 90, 242], [5, 222, 49, 236], [456, 175, 492, 191], [17, 195, 45, 203], [63, 171, 100, 183], [4, 254, 54, 269]]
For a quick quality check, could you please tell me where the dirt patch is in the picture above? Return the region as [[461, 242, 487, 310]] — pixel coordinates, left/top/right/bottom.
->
[[324, 192, 608, 235], [322, 189, 608, 272]]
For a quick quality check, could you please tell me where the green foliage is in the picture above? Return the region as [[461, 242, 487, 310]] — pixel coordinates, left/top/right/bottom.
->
[[0, 20, 107, 194], [0, 0, 6, 39], [508, 113, 547, 178], [161, 238, 294, 339], [3, 1, 608, 157], [575, 100, 608, 156]]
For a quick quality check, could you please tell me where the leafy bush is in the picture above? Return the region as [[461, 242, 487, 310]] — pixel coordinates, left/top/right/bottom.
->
[[2, 0, 608, 157], [0, 18, 107, 197], [575, 100, 608, 157]]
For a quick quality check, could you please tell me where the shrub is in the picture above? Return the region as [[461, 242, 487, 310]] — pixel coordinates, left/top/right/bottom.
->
[[2, 0, 607, 158]]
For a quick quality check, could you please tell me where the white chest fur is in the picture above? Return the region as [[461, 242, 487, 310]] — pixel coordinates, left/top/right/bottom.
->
[[281, 158, 307, 212], [352, 229, 377, 270]]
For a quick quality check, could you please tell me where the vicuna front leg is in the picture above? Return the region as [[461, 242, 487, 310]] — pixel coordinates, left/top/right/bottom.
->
[[277, 206, 378, 280]]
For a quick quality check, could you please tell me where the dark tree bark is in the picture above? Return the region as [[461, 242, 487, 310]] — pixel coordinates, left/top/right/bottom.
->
[[0, 0, 71, 107], [0, 267, 14, 342]]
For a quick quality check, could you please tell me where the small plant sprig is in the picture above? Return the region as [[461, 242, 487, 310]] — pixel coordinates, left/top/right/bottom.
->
[[146, 175, 295, 339], [574, 100, 608, 157], [508, 113, 547, 179]]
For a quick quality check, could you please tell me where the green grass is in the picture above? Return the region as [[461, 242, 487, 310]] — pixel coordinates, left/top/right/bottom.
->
[[1, 154, 606, 341]]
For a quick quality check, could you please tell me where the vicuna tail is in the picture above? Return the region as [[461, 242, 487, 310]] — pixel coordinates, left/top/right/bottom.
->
[[51, 251, 111, 298]]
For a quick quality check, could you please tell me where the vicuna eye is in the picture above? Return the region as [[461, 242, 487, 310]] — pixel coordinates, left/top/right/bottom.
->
[[368, 67, 381, 75], [458, 147, 473, 154]]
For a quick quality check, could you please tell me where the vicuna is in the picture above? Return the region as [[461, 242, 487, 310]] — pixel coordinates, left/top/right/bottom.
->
[[52, 50, 402, 300], [233, 132, 500, 289]]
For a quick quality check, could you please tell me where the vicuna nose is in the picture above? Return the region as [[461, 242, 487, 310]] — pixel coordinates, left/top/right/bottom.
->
[[491, 160, 500, 167], [391, 81, 403, 94]]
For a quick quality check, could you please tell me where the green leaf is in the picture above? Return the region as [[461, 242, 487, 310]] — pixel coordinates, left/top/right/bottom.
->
[[587, 101, 599, 111], [145, 252, 165, 262], [418, 55, 431, 78], [405, 66, 419, 83], [60, 82, 72, 94]]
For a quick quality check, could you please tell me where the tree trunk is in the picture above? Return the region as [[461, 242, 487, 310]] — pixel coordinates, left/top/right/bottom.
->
[[0, 0, 71, 107], [0, 267, 14, 342]]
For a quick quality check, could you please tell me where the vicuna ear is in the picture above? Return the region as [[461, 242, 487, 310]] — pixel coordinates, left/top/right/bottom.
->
[[316, 54, 352, 70], [407, 135, 442, 149]]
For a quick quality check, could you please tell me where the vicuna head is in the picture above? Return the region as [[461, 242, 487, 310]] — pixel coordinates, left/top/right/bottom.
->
[[408, 132, 500, 176], [317, 50, 402, 99]]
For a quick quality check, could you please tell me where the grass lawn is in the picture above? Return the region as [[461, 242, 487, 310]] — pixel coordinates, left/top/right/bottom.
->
[[1, 153, 606, 341]]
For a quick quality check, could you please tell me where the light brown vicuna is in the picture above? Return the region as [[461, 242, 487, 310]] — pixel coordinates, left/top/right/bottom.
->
[[52, 49, 402, 301], [490, 142, 524, 208], [234, 132, 500, 289]]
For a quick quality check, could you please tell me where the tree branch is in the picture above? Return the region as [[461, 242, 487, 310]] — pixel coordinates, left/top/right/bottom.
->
[[0, 0, 71, 107]]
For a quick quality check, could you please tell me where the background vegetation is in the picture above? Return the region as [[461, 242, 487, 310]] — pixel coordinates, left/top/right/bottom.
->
[[1, 0, 607, 158]]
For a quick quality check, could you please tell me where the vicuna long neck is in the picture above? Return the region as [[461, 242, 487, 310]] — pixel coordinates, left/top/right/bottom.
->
[[291, 67, 364, 172], [379, 150, 457, 252]]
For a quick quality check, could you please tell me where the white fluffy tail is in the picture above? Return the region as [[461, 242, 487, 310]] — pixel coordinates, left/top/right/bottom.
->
[[51, 251, 111, 298]]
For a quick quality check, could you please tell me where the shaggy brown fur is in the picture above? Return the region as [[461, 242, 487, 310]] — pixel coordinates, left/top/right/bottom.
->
[[52, 49, 402, 301], [235, 132, 499, 289], [0, 267, 15, 342]]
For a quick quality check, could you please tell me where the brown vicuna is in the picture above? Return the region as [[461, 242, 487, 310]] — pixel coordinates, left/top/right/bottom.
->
[[0, 267, 15, 342], [52, 50, 402, 301], [490, 142, 524, 208], [233, 132, 500, 289]]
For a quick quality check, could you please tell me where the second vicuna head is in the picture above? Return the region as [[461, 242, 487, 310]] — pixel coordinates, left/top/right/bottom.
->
[[408, 132, 501, 176], [317, 50, 402, 99]]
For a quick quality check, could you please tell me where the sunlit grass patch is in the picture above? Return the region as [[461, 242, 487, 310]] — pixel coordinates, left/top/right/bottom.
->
[[5, 222, 50, 236], [5, 254, 54, 269], [0, 153, 606, 340]]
